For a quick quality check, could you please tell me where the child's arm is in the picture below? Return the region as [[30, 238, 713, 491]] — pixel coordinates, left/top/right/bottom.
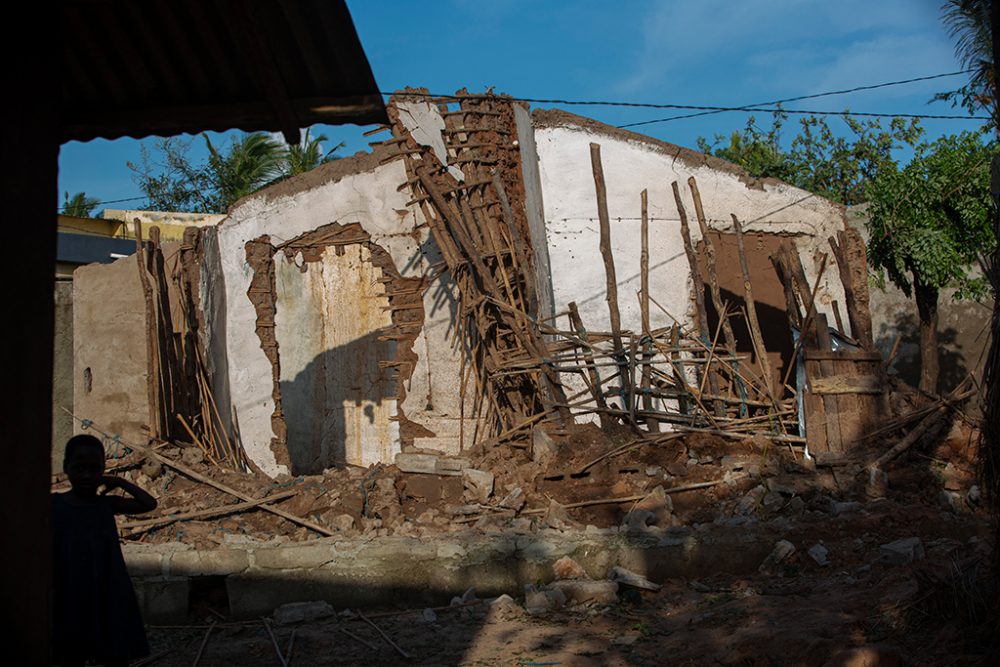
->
[[100, 475, 158, 515]]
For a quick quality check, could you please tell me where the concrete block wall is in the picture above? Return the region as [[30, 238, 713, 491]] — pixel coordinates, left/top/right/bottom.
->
[[124, 528, 772, 622]]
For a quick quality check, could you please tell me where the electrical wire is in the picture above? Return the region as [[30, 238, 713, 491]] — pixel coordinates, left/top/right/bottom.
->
[[618, 68, 980, 128], [379, 68, 990, 124]]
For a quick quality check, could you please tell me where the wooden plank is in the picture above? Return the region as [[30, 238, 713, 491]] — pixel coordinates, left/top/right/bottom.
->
[[834, 356, 862, 445], [828, 229, 875, 350], [814, 314, 844, 453], [810, 375, 884, 395], [803, 358, 829, 454], [803, 350, 883, 362]]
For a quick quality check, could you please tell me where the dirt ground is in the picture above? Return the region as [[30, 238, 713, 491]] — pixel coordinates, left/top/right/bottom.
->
[[131, 418, 1000, 667], [144, 494, 995, 666]]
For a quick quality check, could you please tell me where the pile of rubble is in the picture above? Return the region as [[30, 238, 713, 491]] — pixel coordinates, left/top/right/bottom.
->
[[53, 388, 984, 552]]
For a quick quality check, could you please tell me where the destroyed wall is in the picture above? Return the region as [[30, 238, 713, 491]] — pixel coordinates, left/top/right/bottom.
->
[[531, 109, 852, 402], [204, 147, 474, 477], [73, 252, 159, 447]]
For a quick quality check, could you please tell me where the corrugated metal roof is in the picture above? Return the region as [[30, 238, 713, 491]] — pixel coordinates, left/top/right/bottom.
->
[[61, 0, 387, 144]]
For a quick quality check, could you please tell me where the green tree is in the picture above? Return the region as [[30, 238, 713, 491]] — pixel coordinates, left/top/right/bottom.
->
[[61, 191, 100, 217], [204, 132, 285, 210], [867, 130, 996, 393], [698, 111, 923, 205], [934, 0, 996, 126], [283, 128, 345, 177], [128, 130, 342, 214], [697, 114, 795, 183]]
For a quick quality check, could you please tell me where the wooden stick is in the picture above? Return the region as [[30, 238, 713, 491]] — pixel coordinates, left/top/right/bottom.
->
[[134, 222, 162, 439], [119, 490, 298, 533], [687, 177, 737, 352], [672, 182, 723, 415], [357, 610, 411, 659], [576, 433, 684, 473], [640, 190, 659, 432], [780, 254, 829, 392], [192, 621, 216, 667], [262, 618, 289, 667], [590, 143, 631, 423], [673, 425, 806, 444], [285, 629, 297, 665], [731, 214, 775, 400], [63, 409, 336, 537], [522, 481, 722, 514], [339, 626, 378, 651], [868, 381, 974, 468], [770, 245, 802, 329]]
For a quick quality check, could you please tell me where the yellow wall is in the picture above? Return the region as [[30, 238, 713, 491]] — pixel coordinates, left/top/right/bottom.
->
[[57, 215, 196, 242]]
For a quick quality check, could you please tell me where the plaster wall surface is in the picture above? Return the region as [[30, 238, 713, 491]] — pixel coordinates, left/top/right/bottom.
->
[[212, 156, 472, 476], [534, 118, 848, 339], [73, 255, 151, 447], [274, 244, 399, 469]]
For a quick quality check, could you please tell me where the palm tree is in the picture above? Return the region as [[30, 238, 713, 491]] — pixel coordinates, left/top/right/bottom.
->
[[283, 128, 345, 177], [62, 191, 99, 217], [937, 1, 996, 125], [204, 132, 285, 211]]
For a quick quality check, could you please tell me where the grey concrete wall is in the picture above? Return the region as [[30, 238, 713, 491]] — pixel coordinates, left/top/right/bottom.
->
[[52, 279, 75, 470], [124, 527, 772, 622], [848, 205, 994, 397]]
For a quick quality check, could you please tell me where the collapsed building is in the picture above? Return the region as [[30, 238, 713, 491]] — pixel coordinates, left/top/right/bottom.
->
[[74, 92, 879, 478], [65, 92, 993, 628]]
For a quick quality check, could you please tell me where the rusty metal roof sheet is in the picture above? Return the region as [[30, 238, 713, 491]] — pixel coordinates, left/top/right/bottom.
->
[[61, 0, 387, 144]]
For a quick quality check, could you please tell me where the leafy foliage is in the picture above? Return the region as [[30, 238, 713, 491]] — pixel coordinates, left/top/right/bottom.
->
[[933, 0, 996, 125], [128, 130, 343, 214], [61, 191, 100, 217], [867, 130, 996, 299], [698, 111, 924, 206], [697, 115, 795, 183]]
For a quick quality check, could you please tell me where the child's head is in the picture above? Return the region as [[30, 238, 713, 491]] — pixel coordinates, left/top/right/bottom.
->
[[63, 434, 105, 496]]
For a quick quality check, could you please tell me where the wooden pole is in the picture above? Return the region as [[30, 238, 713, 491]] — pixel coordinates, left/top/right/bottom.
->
[[639, 190, 659, 432], [568, 301, 611, 428], [672, 182, 723, 415], [134, 222, 161, 440], [590, 143, 632, 423], [687, 177, 737, 352], [731, 214, 776, 401]]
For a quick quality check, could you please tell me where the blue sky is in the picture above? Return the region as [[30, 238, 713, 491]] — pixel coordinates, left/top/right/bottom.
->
[[58, 0, 982, 212]]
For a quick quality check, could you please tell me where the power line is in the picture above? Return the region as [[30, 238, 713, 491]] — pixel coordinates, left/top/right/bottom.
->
[[381, 69, 989, 124], [619, 69, 978, 128], [58, 195, 149, 212]]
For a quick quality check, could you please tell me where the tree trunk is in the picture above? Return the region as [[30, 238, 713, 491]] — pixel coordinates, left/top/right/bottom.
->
[[913, 275, 940, 395]]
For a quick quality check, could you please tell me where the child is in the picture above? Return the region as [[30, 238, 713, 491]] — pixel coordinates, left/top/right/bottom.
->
[[52, 434, 158, 666]]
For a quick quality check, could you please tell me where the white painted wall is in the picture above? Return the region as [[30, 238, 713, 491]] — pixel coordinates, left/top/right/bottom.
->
[[208, 157, 472, 476], [535, 120, 847, 335], [533, 115, 848, 421]]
